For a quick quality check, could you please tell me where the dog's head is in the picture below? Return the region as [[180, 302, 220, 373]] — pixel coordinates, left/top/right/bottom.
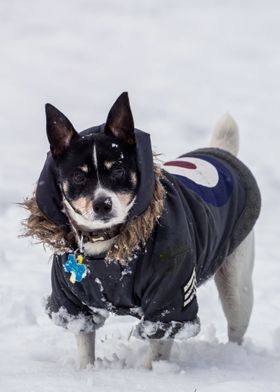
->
[[45, 93, 138, 242]]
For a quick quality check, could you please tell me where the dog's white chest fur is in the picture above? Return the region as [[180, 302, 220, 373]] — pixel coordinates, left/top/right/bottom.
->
[[83, 237, 116, 256]]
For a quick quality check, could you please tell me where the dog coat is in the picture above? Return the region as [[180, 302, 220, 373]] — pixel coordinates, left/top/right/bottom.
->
[[37, 126, 261, 339]]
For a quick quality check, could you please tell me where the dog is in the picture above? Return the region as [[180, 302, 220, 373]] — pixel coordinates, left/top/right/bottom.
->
[[22, 92, 261, 369]]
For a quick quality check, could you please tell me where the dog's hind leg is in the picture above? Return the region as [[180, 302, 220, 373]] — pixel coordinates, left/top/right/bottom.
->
[[214, 231, 255, 344], [76, 331, 96, 368], [144, 339, 174, 369]]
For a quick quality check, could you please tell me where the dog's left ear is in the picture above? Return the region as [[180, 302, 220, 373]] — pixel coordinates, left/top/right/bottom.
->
[[45, 103, 79, 158], [105, 92, 135, 144]]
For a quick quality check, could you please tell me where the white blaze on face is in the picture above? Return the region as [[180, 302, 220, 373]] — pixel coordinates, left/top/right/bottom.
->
[[93, 143, 97, 169], [93, 143, 100, 182]]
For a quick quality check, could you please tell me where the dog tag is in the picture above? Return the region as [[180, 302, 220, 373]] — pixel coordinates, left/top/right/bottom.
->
[[63, 253, 87, 283]]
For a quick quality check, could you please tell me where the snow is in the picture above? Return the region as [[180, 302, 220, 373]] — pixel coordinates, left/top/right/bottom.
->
[[1, 0, 280, 391]]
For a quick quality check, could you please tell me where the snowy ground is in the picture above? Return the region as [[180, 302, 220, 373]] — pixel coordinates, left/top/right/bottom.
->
[[1, 1, 280, 391]]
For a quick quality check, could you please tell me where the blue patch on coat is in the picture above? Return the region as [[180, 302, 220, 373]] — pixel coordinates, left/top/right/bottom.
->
[[171, 155, 234, 207]]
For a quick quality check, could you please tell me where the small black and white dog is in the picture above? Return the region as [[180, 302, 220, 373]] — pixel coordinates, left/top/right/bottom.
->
[[23, 93, 261, 369]]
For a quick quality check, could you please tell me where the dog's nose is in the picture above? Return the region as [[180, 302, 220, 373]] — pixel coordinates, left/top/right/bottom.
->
[[93, 197, 112, 217]]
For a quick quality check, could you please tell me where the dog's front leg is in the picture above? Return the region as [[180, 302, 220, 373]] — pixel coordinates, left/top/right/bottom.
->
[[144, 339, 173, 369], [76, 330, 96, 368]]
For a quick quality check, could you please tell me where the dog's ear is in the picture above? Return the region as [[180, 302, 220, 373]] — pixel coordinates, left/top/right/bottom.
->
[[45, 103, 79, 157], [105, 92, 135, 144]]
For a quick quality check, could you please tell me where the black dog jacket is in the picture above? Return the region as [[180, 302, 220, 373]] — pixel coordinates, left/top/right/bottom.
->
[[37, 125, 261, 339]]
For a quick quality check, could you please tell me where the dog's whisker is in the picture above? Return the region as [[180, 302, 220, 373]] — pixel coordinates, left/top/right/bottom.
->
[[82, 211, 93, 220]]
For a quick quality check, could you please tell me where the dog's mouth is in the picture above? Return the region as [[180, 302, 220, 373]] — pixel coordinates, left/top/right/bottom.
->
[[65, 205, 124, 243], [81, 224, 123, 243]]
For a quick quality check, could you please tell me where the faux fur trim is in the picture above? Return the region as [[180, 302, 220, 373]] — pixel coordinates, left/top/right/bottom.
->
[[20, 198, 75, 252], [20, 165, 165, 264], [106, 165, 165, 263]]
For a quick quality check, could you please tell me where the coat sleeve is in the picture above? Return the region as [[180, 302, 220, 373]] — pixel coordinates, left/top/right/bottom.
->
[[46, 254, 108, 332], [134, 253, 200, 340]]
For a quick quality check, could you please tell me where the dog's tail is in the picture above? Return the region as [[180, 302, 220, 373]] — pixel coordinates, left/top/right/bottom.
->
[[209, 113, 239, 156]]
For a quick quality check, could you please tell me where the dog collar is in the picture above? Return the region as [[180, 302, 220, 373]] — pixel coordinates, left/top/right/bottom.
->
[[82, 224, 123, 243]]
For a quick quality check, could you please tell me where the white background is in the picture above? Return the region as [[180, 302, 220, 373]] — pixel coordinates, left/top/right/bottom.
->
[[0, 1, 280, 391]]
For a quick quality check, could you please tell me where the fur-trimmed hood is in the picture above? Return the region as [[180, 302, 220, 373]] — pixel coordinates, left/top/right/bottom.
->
[[21, 125, 165, 262], [22, 165, 165, 262], [35, 125, 156, 228]]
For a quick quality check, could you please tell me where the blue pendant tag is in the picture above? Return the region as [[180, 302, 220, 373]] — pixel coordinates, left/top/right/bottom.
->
[[63, 253, 87, 283]]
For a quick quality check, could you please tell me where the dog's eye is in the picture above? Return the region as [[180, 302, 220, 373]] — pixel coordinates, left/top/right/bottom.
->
[[72, 170, 87, 185], [111, 166, 126, 179]]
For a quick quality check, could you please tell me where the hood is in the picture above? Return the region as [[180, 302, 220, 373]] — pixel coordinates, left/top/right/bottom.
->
[[36, 124, 155, 229]]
